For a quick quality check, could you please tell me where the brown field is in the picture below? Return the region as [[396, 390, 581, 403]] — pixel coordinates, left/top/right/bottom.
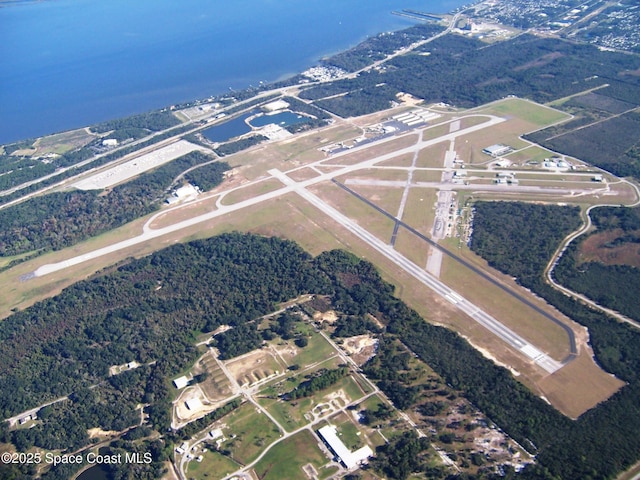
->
[[308, 182, 396, 245], [378, 153, 415, 167], [286, 166, 322, 182], [221, 123, 360, 180], [398, 187, 438, 237], [416, 143, 449, 168], [336, 185, 403, 217], [393, 228, 430, 268], [338, 167, 409, 183], [537, 347, 624, 418], [196, 354, 233, 402], [341, 334, 378, 366], [219, 178, 284, 205], [412, 169, 446, 182], [578, 228, 640, 268], [225, 349, 285, 388]]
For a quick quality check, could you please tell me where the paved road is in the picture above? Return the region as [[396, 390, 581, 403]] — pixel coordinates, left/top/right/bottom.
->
[[544, 177, 640, 330]]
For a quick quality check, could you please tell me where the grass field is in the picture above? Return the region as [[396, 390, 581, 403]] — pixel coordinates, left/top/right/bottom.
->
[[477, 97, 570, 128], [186, 450, 242, 480], [399, 187, 438, 238], [378, 153, 414, 167], [223, 402, 282, 465], [338, 184, 404, 217], [309, 182, 396, 245], [412, 169, 446, 182], [33, 128, 96, 155], [219, 178, 284, 205], [417, 142, 449, 168], [253, 430, 332, 480], [284, 330, 338, 368], [329, 412, 365, 450]]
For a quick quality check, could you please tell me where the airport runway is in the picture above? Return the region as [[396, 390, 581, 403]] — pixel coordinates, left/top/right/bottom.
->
[[270, 169, 563, 374]]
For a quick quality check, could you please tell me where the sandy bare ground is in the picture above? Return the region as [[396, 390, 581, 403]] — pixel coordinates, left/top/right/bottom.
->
[[73, 140, 207, 190], [341, 335, 378, 366]]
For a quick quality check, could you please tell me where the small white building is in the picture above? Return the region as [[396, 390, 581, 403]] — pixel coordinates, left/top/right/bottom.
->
[[102, 139, 118, 147], [185, 397, 203, 411], [173, 376, 189, 389], [318, 425, 373, 470]]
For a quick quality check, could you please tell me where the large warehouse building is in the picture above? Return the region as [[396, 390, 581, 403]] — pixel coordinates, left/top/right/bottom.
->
[[317, 425, 373, 469]]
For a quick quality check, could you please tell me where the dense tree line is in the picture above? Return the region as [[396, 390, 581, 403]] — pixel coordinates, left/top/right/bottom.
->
[[555, 249, 640, 321], [183, 160, 230, 191], [0, 155, 56, 191], [215, 323, 264, 360], [0, 151, 227, 256], [323, 24, 444, 72], [91, 111, 181, 134], [284, 367, 348, 400], [300, 34, 640, 119], [526, 110, 640, 179], [553, 206, 640, 321], [371, 431, 434, 480], [213, 134, 267, 157], [332, 315, 382, 338], [470, 201, 581, 285]]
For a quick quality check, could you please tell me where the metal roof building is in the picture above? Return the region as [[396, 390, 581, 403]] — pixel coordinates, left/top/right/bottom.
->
[[317, 425, 373, 470]]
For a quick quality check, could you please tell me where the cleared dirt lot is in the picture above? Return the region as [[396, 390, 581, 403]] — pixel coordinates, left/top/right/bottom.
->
[[73, 140, 205, 190]]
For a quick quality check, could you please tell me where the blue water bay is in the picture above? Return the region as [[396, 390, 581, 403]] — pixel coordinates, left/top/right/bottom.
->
[[0, 0, 468, 144]]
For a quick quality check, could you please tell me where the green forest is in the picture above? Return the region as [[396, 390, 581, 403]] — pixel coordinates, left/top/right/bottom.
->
[[554, 206, 640, 322], [300, 34, 640, 122], [468, 201, 640, 478], [0, 152, 229, 258], [1, 230, 640, 478]]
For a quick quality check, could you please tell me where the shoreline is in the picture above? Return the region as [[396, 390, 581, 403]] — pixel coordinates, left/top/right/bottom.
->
[[0, 1, 466, 146]]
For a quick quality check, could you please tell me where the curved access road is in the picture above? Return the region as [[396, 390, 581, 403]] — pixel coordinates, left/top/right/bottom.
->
[[543, 176, 640, 330]]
